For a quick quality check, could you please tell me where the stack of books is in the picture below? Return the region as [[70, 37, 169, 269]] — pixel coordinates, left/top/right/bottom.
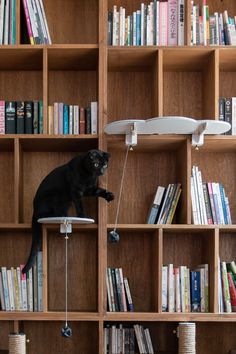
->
[[190, 1, 236, 45], [108, 0, 185, 46], [0, 0, 16, 44], [0, 251, 43, 312], [48, 101, 98, 135], [162, 263, 209, 313], [104, 324, 154, 354], [106, 267, 134, 312], [0, 100, 43, 134], [147, 183, 182, 224], [219, 97, 236, 135], [22, 0, 51, 44], [191, 166, 232, 225], [219, 260, 236, 313]]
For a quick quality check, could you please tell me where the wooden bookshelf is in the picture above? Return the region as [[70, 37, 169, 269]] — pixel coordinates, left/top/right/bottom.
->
[[0, 0, 236, 353]]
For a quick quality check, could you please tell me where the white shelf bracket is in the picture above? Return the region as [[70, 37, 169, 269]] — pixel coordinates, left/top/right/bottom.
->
[[192, 122, 208, 148], [125, 122, 138, 147]]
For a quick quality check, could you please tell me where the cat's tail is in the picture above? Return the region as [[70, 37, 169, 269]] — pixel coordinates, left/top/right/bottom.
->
[[22, 214, 42, 274]]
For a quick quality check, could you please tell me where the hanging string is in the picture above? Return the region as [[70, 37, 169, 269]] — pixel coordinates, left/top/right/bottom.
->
[[113, 145, 131, 233], [65, 224, 69, 328]]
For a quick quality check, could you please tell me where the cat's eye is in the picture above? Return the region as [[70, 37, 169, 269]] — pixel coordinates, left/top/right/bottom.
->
[[103, 164, 107, 168], [94, 163, 99, 168]]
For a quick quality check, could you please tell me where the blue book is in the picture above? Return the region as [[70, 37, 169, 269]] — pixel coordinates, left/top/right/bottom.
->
[[63, 104, 69, 134], [136, 10, 141, 45], [190, 271, 201, 312]]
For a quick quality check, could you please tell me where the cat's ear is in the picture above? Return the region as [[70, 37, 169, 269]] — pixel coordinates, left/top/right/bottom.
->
[[103, 151, 111, 159], [88, 150, 97, 160]]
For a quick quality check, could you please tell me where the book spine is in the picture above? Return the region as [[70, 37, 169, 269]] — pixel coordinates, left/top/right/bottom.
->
[[16, 101, 25, 134], [5, 101, 16, 134], [58, 102, 63, 134], [168, 0, 178, 45], [190, 270, 201, 312], [1, 267, 10, 310], [177, 0, 185, 45], [91, 101, 97, 134], [20, 265, 28, 311], [33, 101, 39, 134], [25, 101, 33, 134], [162, 265, 168, 311], [123, 277, 134, 311], [221, 261, 232, 312], [63, 104, 69, 134], [38, 100, 43, 134], [79, 107, 85, 134], [37, 251, 43, 311], [0, 100, 5, 134], [168, 263, 175, 312]]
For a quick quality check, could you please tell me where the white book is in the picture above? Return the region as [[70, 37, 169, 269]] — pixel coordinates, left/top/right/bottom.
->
[[69, 105, 73, 134], [3, 0, 9, 44], [132, 11, 136, 46], [155, 0, 160, 45], [106, 268, 112, 312], [0, 0, 5, 45], [178, 0, 185, 45], [214, 12, 219, 45], [231, 97, 236, 135], [162, 265, 168, 311], [140, 3, 145, 45], [73, 105, 79, 134], [119, 6, 123, 46], [179, 265, 186, 312], [221, 261, 232, 313], [196, 167, 208, 224], [202, 2, 207, 46], [34, 0, 47, 43], [7, 269, 15, 310], [38, 0, 51, 44], [119, 268, 127, 312], [112, 6, 118, 45], [146, 5, 151, 45], [191, 176, 199, 224], [37, 251, 43, 311], [174, 267, 181, 312], [0, 270, 5, 310], [168, 0, 178, 45], [212, 182, 224, 224], [1, 267, 10, 310], [168, 264, 175, 312], [144, 328, 154, 354], [149, 2, 154, 45], [53, 102, 59, 134], [91, 101, 98, 134], [107, 268, 115, 311], [192, 4, 196, 45], [27, 0, 39, 43]]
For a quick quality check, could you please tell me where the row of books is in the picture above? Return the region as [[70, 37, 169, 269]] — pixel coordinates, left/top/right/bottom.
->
[[108, 0, 185, 46], [0, 100, 43, 134], [0, 0, 16, 44], [0, 252, 43, 312], [146, 183, 182, 224], [104, 324, 154, 354], [106, 267, 134, 312], [162, 263, 209, 313], [191, 2, 236, 46], [219, 97, 236, 135], [219, 260, 236, 313], [191, 166, 232, 225], [22, 0, 51, 44], [48, 101, 98, 135]]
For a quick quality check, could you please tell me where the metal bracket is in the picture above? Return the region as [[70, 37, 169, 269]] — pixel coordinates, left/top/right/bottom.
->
[[192, 122, 208, 148], [125, 122, 138, 147], [60, 220, 72, 234]]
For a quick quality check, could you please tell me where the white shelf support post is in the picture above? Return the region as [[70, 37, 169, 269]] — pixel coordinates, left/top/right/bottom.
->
[[192, 121, 208, 148]]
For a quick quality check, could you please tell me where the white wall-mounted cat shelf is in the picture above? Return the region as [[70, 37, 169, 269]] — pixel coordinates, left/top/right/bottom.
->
[[104, 116, 231, 148]]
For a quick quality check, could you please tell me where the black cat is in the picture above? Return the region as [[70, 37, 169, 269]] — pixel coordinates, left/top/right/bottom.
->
[[22, 149, 114, 274]]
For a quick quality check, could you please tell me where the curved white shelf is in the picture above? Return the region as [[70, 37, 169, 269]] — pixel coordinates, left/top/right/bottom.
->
[[38, 217, 95, 233], [104, 116, 231, 147]]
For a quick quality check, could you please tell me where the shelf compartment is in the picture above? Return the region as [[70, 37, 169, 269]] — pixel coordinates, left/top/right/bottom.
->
[[0, 48, 43, 102], [107, 139, 188, 224], [107, 229, 160, 312], [21, 147, 98, 223], [0, 229, 32, 268], [107, 48, 160, 122], [192, 146, 236, 224], [219, 230, 236, 263], [0, 139, 14, 223], [163, 48, 216, 119], [47, 229, 98, 312], [0, 321, 14, 352], [22, 321, 98, 354], [163, 228, 216, 313], [47, 48, 98, 128], [219, 48, 236, 99]]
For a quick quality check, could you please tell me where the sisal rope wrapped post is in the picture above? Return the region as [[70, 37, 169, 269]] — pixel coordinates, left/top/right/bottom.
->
[[177, 322, 196, 354], [9, 333, 26, 354]]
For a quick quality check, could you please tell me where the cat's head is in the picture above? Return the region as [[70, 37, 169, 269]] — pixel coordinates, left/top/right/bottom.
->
[[86, 149, 110, 176]]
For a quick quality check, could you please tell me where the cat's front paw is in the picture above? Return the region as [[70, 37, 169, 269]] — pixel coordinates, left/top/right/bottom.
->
[[105, 191, 114, 202]]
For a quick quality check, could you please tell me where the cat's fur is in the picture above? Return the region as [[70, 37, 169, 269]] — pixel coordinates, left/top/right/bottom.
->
[[22, 149, 114, 273]]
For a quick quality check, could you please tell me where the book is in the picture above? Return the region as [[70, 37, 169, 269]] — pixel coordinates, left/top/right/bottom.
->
[[16, 101, 25, 134], [25, 101, 33, 134], [5, 101, 16, 134], [147, 185, 165, 224], [0, 100, 5, 134]]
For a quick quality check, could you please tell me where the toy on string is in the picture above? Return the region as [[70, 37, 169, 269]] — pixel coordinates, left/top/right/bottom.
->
[[38, 216, 94, 338]]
